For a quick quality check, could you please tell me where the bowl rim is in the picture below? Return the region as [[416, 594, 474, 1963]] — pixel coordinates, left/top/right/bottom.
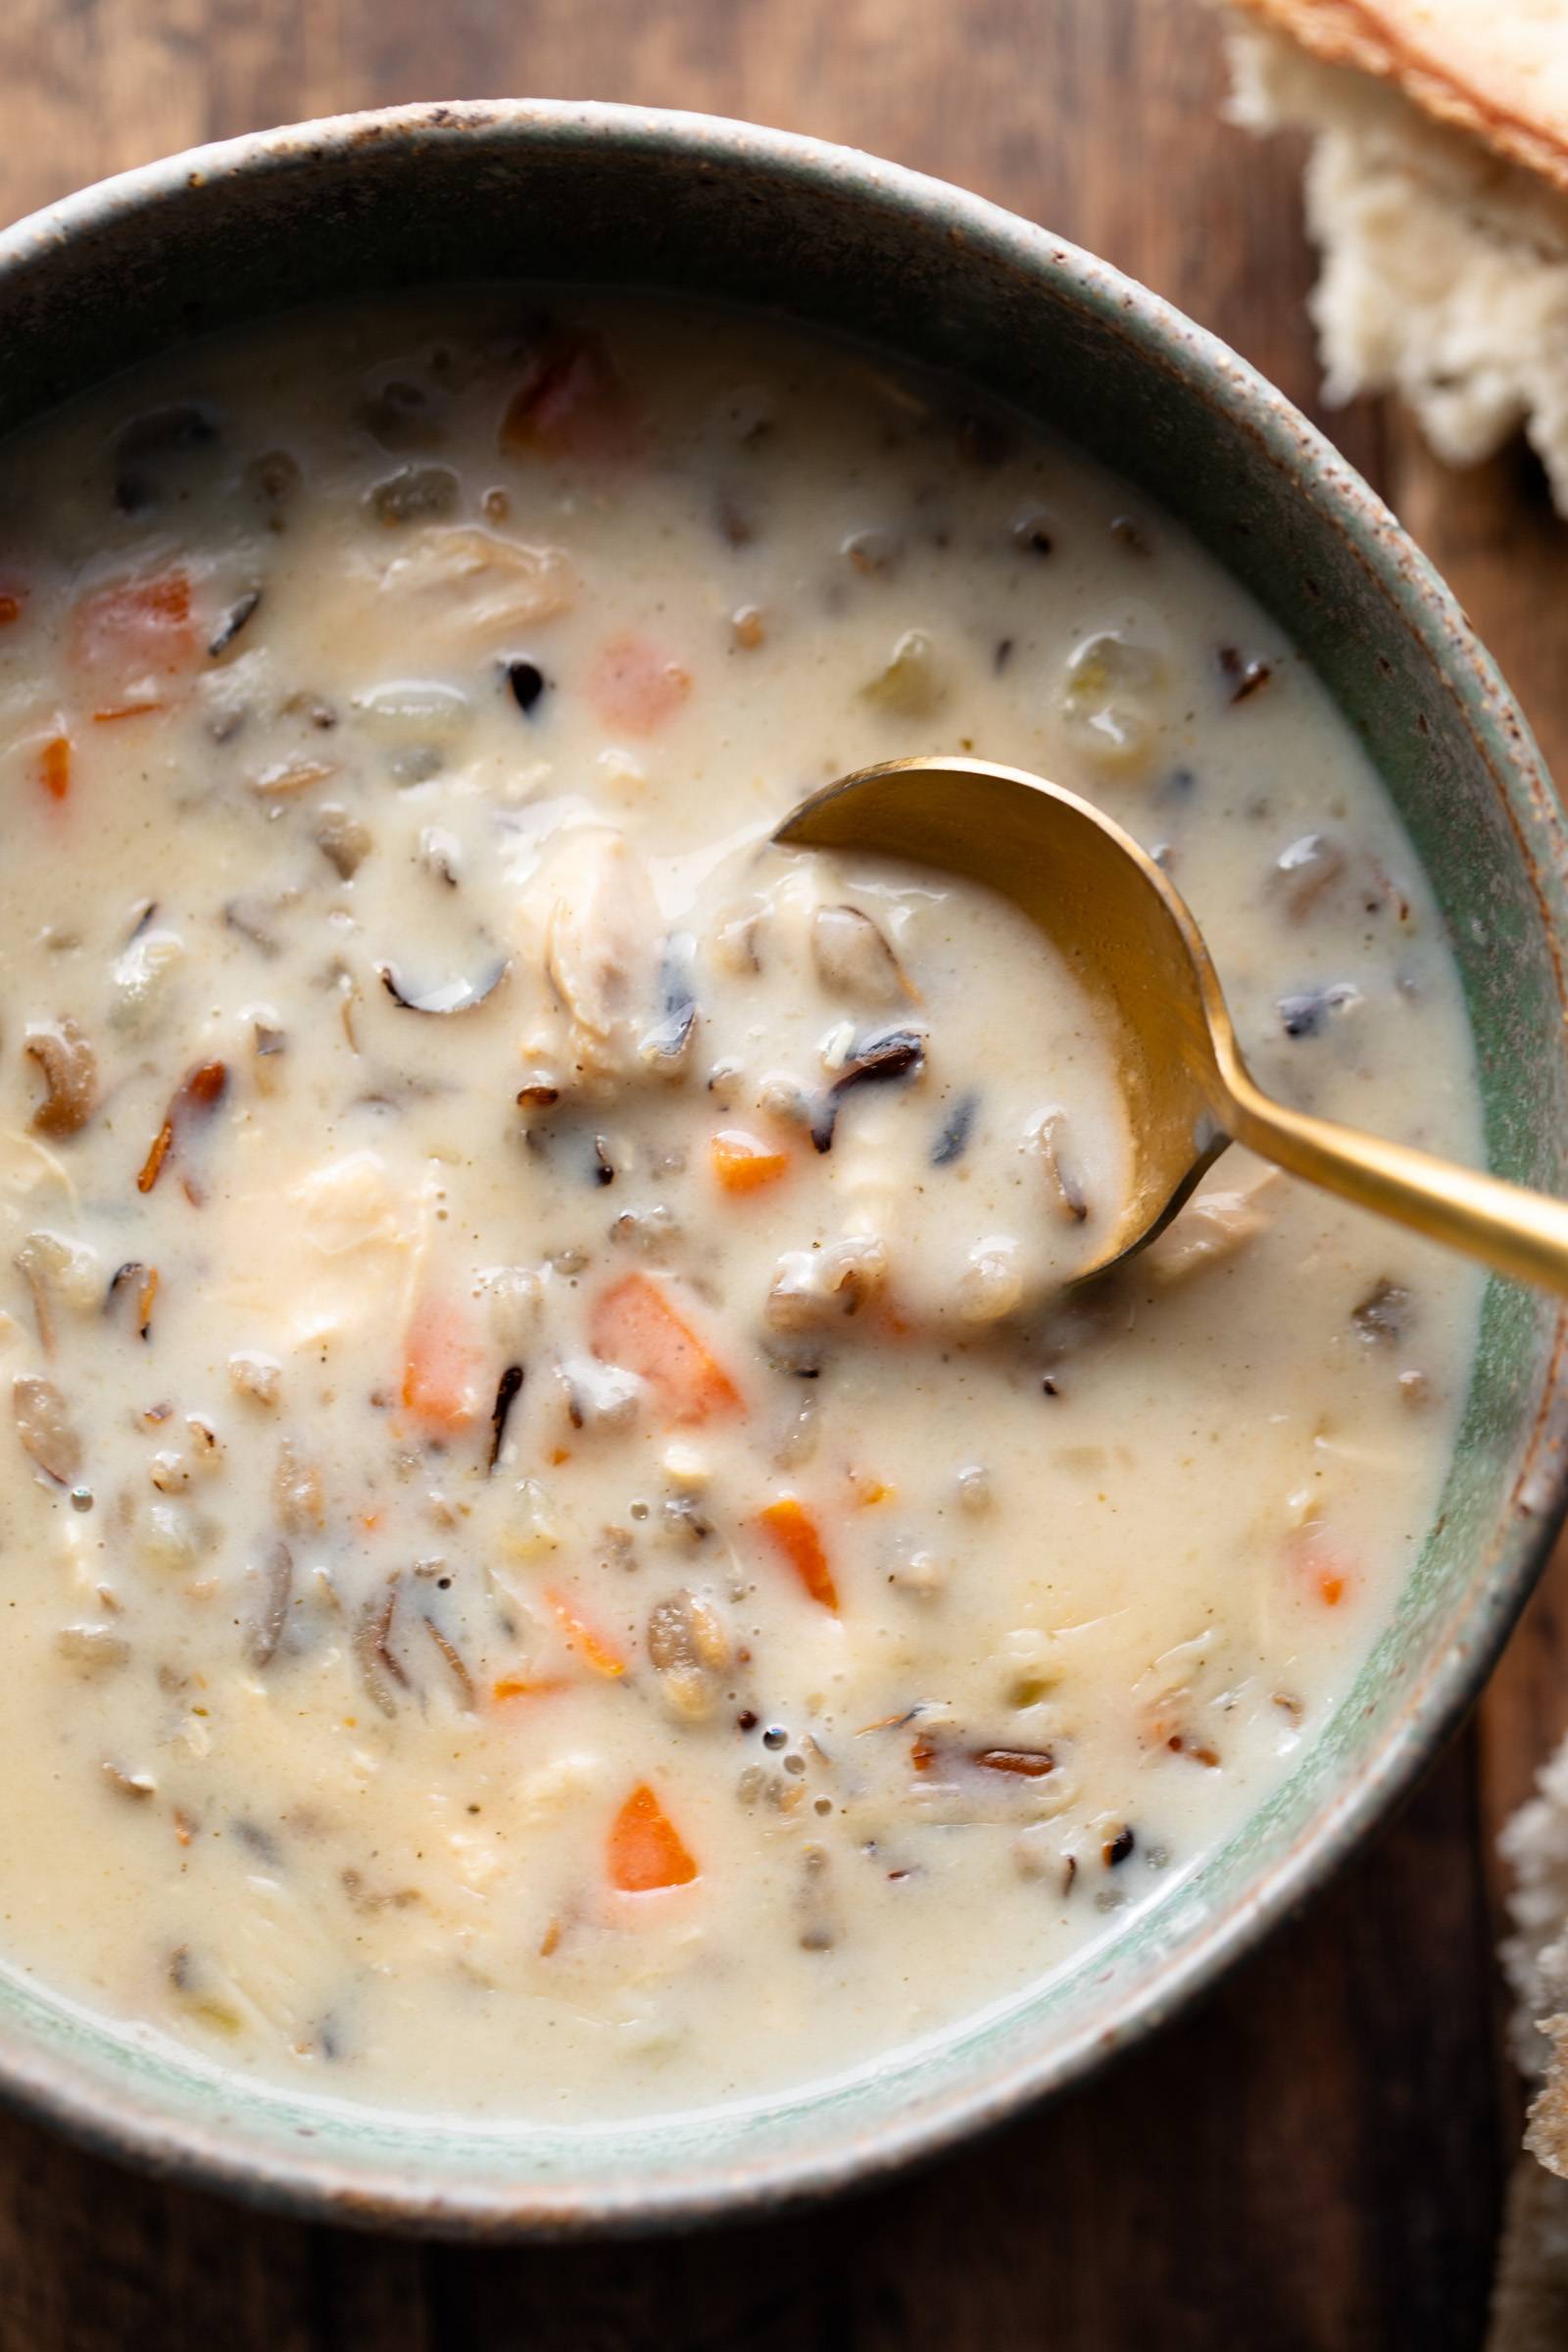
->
[[3, 94, 1567, 2237]]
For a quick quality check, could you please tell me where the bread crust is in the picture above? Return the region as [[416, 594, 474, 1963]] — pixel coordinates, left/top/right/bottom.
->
[[1531, 2020, 1568, 2179], [1227, 0, 1568, 194]]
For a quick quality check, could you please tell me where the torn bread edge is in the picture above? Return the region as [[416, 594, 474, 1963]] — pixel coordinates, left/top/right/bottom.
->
[[1488, 1733, 1568, 2347], [1504, 1731, 1568, 2182], [1223, 20, 1568, 514], [1502, 1732, 1568, 2173]]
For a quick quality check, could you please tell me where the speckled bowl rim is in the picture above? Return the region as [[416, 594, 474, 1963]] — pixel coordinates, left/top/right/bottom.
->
[[1, 98, 1565, 2237]]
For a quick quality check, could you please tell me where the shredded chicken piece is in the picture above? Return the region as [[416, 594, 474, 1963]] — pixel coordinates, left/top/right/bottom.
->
[[1145, 1167, 1284, 1285], [514, 828, 666, 1097], [378, 525, 575, 637]]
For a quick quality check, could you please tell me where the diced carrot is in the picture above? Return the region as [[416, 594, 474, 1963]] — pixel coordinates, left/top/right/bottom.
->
[[543, 1586, 627, 1678], [758, 1494, 839, 1612], [36, 734, 71, 803], [710, 1128, 790, 1194], [70, 569, 200, 697], [608, 1782, 698, 1893], [0, 589, 24, 625], [586, 631, 691, 737], [1289, 1525, 1356, 1609], [500, 332, 630, 461], [589, 1272, 743, 1426], [401, 1296, 485, 1432], [492, 1672, 568, 1704]]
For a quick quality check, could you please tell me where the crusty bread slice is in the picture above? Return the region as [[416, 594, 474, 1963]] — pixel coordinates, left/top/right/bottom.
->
[[1530, 2024, 1568, 2180], [1229, 24, 1568, 511], [1228, 0, 1568, 192], [1487, 1740, 1568, 2339], [1501, 1737, 1568, 2193]]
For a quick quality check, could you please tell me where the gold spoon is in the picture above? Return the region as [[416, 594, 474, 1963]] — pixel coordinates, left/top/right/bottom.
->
[[775, 753, 1568, 1292]]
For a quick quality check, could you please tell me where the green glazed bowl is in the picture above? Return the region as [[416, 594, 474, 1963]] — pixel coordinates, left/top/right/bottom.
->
[[0, 102, 1565, 2234]]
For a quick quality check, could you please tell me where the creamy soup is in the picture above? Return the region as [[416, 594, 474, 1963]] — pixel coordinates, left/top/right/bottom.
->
[[0, 295, 1482, 2120]]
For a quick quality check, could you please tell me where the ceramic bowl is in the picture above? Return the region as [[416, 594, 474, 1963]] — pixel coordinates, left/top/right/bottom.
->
[[1, 101, 1565, 2233]]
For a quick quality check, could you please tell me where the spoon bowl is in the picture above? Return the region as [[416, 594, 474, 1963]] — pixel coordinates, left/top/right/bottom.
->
[[777, 755, 1568, 1292]]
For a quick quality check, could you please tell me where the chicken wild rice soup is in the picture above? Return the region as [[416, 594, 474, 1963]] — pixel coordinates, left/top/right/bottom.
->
[[0, 294, 1482, 2119]]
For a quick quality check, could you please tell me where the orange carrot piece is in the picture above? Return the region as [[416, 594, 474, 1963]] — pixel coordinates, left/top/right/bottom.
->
[[401, 1296, 484, 1432], [37, 734, 71, 803], [758, 1494, 839, 1612], [586, 631, 691, 737], [544, 1586, 627, 1678], [1289, 1525, 1356, 1609], [589, 1272, 743, 1426], [0, 590, 24, 626], [492, 1672, 569, 1703], [710, 1128, 790, 1194], [608, 1782, 698, 1892], [500, 332, 628, 460], [71, 569, 199, 696]]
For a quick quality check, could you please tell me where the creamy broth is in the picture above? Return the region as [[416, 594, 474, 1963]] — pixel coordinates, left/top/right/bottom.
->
[[0, 295, 1481, 2119]]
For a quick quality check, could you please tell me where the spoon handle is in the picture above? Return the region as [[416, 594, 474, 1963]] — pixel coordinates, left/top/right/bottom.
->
[[1223, 1067, 1568, 1295]]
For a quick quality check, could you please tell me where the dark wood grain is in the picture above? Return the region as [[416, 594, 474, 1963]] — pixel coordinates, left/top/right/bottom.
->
[[0, 2, 1559, 2343]]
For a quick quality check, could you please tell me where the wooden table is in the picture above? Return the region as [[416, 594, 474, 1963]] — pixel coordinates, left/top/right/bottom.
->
[[2, 1, 1565, 2342]]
